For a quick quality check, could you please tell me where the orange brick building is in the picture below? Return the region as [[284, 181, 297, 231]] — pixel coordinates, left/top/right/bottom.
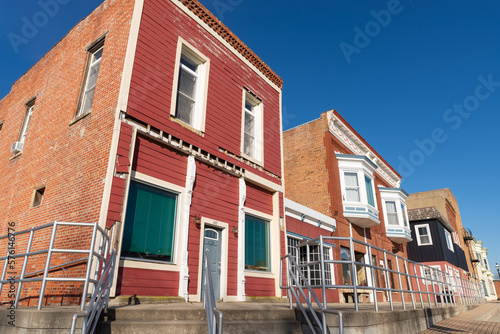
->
[[283, 110, 411, 303]]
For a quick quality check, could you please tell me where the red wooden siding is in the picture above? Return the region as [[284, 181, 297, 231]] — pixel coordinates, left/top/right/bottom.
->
[[245, 182, 273, 215], [106, 176, 126, 228], [117, 123, 133, 157], [188, 162, 239, 296], [116, 267, 179, 296], [132, 135, 187, 187], [127, 0, 282, 178], [245, 276, 275, 297]]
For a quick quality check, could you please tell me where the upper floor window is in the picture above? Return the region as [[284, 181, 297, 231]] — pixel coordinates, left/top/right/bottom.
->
[[379, 187, 409, 229], [77, 37, 105, 117], [415, 223, 433, 246], [385, 201, 398, 225], [242, 91, 263, 163], [336, 154, 377, 208], [171, 41, 209, 133], [12, 99, 35, 153], [444, 230, 454, 252]]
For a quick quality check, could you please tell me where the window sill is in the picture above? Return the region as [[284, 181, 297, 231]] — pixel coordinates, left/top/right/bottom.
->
[[169, 116, 204, 137], [69, 109, 92, 126], [244, 269, 274, 278], [241, 152, 264, 168], [9, 152, 22, 161]]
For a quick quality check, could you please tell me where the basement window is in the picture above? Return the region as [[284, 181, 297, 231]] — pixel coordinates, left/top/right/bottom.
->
[[32, 186, 45, 207]]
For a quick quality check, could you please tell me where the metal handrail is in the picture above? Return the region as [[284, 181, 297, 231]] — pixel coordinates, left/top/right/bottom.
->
[[286, 235, 483, 314], [70, 249, 117, 334], [203, 249, 223, 334], [280, 253, 344, 334], [0, 221, 111, 311]]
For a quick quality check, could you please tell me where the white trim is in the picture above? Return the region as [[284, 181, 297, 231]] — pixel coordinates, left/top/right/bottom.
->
[[243, 170, 283, 192], [179, 155, 196, 300], [415, 223, 433, 246], [169, 38, 210, 133], [327, 111, 400, 188], [284, 198, 336, 232], [117, 0, 144, 112], [191, 217, 229, 302], [444, 230, 454, 252], [170, 0, 281, 93], [240, 90, 264, 165], [237, 178, 246, 301], [118, 171, 186, 267]]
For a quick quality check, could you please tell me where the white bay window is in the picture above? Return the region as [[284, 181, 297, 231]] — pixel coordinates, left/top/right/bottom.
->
[[379, 187, 411, 243]]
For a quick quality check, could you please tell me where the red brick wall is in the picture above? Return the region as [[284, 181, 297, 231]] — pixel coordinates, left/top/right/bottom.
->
[[0, 0, 134, 305]]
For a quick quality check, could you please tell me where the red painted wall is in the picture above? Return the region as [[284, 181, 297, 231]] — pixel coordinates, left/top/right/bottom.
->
[[117, 267, 179, 296], [245, 182, 273, 216], [246, 276, 275, 297], [127, 0, 282, 179]]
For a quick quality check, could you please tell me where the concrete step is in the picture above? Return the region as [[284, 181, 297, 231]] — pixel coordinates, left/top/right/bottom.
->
[[96, 319, 302, 334], [104, 304, 297, 321]]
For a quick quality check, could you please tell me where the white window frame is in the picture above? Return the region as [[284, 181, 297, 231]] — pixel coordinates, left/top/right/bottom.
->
[[18, 103, 34, 145], [421, 265, 442, 285], [385, 201, 399, 226], [444, 230, 454, 252], [415, 223, 433, 246], [241, 90, 263, 164], [339, 170, 377, 210], [120, 172, 184, 268], [170, 39, 210, 133], [77, 41, 104, 117], [379, 187, 410, 230]]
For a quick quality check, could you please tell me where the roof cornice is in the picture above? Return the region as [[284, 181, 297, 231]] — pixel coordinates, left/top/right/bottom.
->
[[178, 0, 283, 89]]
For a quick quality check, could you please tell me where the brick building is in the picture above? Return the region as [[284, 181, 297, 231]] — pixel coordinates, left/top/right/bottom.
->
[[283, 110, 411, 303], [0, 0, 284, 304]]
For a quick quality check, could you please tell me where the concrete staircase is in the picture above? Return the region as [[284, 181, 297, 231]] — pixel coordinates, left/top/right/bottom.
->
[[96, 303, 303, 334]]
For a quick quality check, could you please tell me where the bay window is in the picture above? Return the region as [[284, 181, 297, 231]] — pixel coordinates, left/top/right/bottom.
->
[[379, 187, 411, 243]]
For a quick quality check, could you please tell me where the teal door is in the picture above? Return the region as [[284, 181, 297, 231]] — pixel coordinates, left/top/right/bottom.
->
[[201, 227, 222, 300]]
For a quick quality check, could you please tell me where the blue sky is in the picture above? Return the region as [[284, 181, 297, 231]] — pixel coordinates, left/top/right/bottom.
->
[[1, 0, 499, 276]]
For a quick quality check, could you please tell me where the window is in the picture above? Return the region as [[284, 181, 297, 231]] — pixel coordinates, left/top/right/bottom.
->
[[12, 101, 35, 153], [122, 181, 178, 262], [242, 91, 263, 162], [385, 201, 398, 225], [484, 259, 489, 270], [401, 204, 408, 227], [444, 230, 454, 252], [341, 246, 352, 285], [245, 214, 269, 271], [372, 255, 380, 287], [0, 121, 3, 135], [387, 259, 396, 288], [422, 265, 442, 285], [365, 176, 375, 206], [77, 38, 104, 117], [299, 244, 332, 286], [344, 172, 360, 202], [32, 186, 45, 207], [415, 223, 433, 246], [171, 43, 209, 132]]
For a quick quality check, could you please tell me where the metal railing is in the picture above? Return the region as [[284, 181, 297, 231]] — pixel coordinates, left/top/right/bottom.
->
[[70, 249, 117, 334], [281, 253, 343, 334], [203, 249, 223, 334], [282, 236, 483, 314], [0, 221, 112, 311]]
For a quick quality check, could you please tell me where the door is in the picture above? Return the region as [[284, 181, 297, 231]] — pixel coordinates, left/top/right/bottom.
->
[[201, 227, 222, 300]]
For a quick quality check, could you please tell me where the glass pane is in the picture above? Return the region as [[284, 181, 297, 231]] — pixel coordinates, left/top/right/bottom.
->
[[86, 61, 101, 91], [244, 111, 255, 134], [245, 215, 269, 271], [418, 227, 427, 236], [245, 101, 253, 112], [181, 54, 198, 73], [345, 189, 360, 202], [80, 88, 95, 115], [386, 202, 398, 225], [401, 204, 408, 227], [178, 67, 196, 99], [365, 176, 375, 207], [93, 48, 103, 62], [344, 173, 359, 187], [420, 235, 430, 244], [122, 181, 177, 262], [176, 93, 194, 125], [341, 247, 352, 285], [244, 134, 254, 156]]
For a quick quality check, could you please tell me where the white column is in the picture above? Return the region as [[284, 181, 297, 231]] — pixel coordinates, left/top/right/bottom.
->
[[237, 177, 246, 301], [179, 155, 196, 300]]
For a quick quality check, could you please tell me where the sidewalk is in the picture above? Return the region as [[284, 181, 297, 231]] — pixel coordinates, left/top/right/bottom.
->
[[421, 301, 500, 334]]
